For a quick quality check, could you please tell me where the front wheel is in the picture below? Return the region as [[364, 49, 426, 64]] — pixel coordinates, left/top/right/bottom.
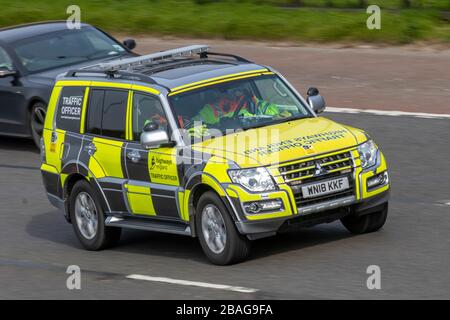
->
[[196, 191, 250, 265], [69, 180, 121, 250], [30, 102, 46, 148], [341, 203, 388, 234]]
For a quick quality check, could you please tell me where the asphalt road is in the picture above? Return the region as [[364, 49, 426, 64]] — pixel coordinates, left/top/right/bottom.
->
[[0, 112, 449, 300]]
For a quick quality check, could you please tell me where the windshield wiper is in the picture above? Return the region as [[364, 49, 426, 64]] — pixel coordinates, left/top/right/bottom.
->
[[242, 114, 312, 131]]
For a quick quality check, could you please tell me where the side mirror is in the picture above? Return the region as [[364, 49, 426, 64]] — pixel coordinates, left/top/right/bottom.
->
[[140, 122, 170, 149], [307, 87, 326, 114], [123, 39, 136, 51], [0, 69, 17, 78]]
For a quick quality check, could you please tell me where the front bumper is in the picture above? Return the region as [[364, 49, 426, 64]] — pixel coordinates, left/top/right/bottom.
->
[[235, 189, 390, 239]]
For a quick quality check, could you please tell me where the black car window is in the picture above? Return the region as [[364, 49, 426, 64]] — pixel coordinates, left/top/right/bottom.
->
[[86, 90, 104, 135], [102, 90, 128, 139], [132, 93, 166, 141], [12, 28, 126, 73], [55, 86, 86, 133], [0, 47, 13, 70], [86, 89, 128, 140]]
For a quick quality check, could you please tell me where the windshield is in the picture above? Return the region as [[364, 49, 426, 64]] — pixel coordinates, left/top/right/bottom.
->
[[12, 27, 126, 73], [169, 74, 312, 140]]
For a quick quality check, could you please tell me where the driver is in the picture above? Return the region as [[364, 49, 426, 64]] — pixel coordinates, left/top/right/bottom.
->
[[191, 87, 253, 125], [191, 88, 291, 126], [179, 87, 292, 138]]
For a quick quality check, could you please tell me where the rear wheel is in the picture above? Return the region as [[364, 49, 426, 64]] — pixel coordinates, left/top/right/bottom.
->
[[341, 203, 388, 234], [30, 102, 46, 148], [196, 191, 250, 265], [69, 180, 121, 250]]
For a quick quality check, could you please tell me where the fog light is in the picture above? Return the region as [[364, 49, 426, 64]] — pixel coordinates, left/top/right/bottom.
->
[[243, 199, 283, 214], [367, 171, 389, 190]]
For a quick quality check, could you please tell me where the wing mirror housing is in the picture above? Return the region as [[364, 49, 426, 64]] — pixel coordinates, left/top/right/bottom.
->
[[140, 122, 170, 149], [307, 87, 326, 114], [123, 39, 137, 51], [0, 69, 17, 78]]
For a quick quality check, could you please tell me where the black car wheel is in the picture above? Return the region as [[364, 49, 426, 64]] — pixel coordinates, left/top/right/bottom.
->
[[196, 191, 251, 265], [69, 179, 122, 250], [341, 203, 388, 234], [30, 102, 46, 147]]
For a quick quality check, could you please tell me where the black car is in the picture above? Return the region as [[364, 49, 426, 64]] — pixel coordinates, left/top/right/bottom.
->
[[0, 21, 137, 146]]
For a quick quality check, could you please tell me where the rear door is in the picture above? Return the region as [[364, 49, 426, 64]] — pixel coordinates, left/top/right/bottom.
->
[[83, 87, 131, 213], [123, 91, 181, 219]]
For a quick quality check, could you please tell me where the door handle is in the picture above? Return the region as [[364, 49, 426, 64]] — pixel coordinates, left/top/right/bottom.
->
[[127, 150, 141, 163], [84, 143, 97, 156]]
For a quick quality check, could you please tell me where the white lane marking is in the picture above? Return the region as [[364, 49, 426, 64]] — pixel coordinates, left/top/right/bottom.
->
[[326, 107, 450, 119], [126, 274, 258, 293]]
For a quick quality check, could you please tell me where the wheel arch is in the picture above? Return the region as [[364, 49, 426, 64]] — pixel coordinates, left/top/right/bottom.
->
[[27, 97, 48, 139], [62, 173, 87, 223], [186, 176, 242, 236], [28, 97, 47, 112], [62, 170, 110, 223]]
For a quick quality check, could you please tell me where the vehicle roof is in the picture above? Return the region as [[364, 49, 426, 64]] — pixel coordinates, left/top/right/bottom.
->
[[0, 21, 92, 43], [60, 59, 270, 92], [150, 60, 269, 90]]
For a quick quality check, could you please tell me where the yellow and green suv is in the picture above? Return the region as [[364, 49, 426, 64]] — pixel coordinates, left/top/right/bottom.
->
[[41, 45, 390, 265]]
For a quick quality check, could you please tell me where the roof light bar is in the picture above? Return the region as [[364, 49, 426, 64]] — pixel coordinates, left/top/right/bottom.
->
[[98, 45, 210, 71]]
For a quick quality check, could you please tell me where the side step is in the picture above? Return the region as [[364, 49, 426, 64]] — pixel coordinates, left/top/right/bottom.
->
[[105, 216, 191, 236]]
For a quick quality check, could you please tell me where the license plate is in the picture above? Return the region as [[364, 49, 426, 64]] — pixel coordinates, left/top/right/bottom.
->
[[301, 177, 349, 199]]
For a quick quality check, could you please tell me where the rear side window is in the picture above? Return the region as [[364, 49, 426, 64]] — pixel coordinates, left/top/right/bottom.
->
[[86, 90, 104, 135], [56, 86, 86, 132], [86, 89, 128, 139]]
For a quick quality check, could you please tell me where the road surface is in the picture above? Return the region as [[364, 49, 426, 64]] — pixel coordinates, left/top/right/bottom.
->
[[1, 112, 449, 299]]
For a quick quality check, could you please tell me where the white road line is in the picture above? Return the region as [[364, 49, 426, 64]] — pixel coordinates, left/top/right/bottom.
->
[[126, 274, 258, 293], [326, 107, 450, 119]]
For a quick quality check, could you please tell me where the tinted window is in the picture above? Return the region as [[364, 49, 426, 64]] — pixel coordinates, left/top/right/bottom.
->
[[132, 93, 166, 141], [13, 27, 125, 73], [86, 89, 128, 139], [56, 86, 86, 132], [86, 90, 104, 135], [0, 47, 13, 70], [102, 90, 128, 139]]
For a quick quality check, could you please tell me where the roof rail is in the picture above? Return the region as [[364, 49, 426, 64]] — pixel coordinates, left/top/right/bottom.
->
[[97, 45, 210, 72], [65, 69, 157, 84], [199, 51, 252, 63]]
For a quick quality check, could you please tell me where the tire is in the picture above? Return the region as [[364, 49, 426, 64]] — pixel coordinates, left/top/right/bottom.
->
[[196, 191, 250, 265], [30, 102, 47, 148], [69, 179, 121, 250], [341, 203, 388, 234]]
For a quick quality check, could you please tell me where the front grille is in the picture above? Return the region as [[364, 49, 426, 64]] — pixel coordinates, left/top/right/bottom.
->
[[277, 150, 356, 208], [279, 151, 353, 184]]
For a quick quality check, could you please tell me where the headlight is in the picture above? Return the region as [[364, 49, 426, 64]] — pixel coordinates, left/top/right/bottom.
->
[[358, 140, 378, 169], [228, 167, 276, 192]]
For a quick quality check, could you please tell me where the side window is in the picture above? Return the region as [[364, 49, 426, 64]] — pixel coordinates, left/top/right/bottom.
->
[[86, 89, 128, 139], [132, 92, 167, 141], [102, 90, 128, 139], [86, 89, 104, 135], [0, 47, 13, 70], [55, 86, 86, 132]]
